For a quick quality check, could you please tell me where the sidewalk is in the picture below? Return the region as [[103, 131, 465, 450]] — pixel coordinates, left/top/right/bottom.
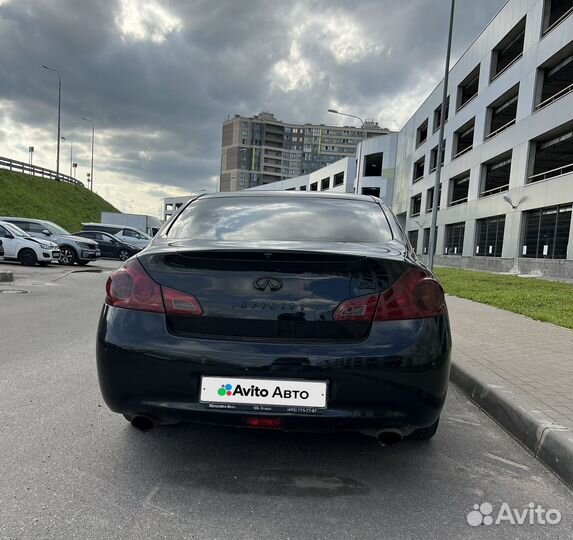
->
[[447, 295, 573, 488]]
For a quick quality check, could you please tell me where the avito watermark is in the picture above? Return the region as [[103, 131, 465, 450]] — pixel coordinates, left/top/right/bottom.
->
[[467, 502, 561, 526]]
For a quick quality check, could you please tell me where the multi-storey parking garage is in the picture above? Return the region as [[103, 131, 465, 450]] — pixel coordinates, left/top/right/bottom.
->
[[394, 0, 573, 276]]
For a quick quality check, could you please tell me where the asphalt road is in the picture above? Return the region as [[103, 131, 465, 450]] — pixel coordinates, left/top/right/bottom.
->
[[0, 261, 572, 539]]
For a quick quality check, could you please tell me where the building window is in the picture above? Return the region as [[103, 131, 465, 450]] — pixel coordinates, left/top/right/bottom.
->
[[522, 204, 572, 258], [433, 97, 450, 132], [452, 117, 475, 158], [165, 203, 173, 211], [333, 171, 344, 187], [534, 41, 573, 110], [457, 64, 480, 110], [429, 140, 446, 172], [423, 228, 431, 254], [475, 215, 505, 257], [361, 187, 381, 197], [444, 222, 465, 255], [321, 177, 330, 190], [490, 17, 526, 81], [449, 172, 470, 206], [426, 184, 442, 212], [542, 0, 573, 35], [413, 156, 425, 183], [481, 152, 512, 197], [364, 152, 383, 176], [528, 125, 573, 183], [485, 84, 519, 139], [300, 185, 307, 191], [408, 230, 419, 252], [410, 194, 422, 217], [310, 182, 318, 191], [416, 119, 428, 146]]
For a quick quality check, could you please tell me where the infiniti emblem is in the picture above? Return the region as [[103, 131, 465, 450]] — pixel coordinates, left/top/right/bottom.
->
[[253, 277, 283, 291]]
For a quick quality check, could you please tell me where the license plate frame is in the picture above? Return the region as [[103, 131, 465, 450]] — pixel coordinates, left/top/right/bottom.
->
[[200, 376, 328, 410]]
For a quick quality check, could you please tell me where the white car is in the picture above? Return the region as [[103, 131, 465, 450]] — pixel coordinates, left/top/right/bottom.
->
[[0, 220, 60, 266]]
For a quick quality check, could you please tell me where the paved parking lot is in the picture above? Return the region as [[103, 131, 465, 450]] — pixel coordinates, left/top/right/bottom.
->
[[1, 266, 572, 539]]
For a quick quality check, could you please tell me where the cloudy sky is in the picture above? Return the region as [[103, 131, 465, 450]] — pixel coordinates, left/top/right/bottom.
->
[[0, 0, 507, 217]]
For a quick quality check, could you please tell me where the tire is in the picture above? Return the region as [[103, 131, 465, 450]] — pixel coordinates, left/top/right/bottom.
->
[[38, 261, 50, 267], [406, 418, 440, 441], [58, 246, 77, 266], [19, 249, 38, 266], [118, 249, 131, 261], [76, 260, 90, 266], [123, 414, 133, 423]]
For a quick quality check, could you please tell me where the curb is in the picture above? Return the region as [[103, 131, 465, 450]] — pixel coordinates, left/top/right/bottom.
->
[[450, 361, 573, 489], [0, 271, 14, 282]]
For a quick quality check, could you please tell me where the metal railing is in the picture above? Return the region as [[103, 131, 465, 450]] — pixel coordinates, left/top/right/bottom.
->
[[449, 196, 468, 206], [0, 156, 84, 187], [490, 53, 523, 83], [542, 7, 573, 36], [452, 145, 473, 159], [535, 83, 573, 111], [456, 92, 478, 112], [484, 118, 516, 140], [528, 162, 573, 183], [480, 183, 509, 197]]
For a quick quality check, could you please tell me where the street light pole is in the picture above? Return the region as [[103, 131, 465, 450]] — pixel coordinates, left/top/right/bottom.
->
[[81, 116, 95, 191], [42, 65, 61, 179], [428, 0, 455, 271], [61, 136, 72, 178], [327, 109, 365, 194]]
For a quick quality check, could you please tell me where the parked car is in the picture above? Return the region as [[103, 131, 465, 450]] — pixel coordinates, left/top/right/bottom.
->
[[97, 192, 452, 441], [73, 230, 142, 261], [0, 239, 4, 259], [82, 223, 151, 249], [0, 220, 60, 266], [0, 217, 100, 266]]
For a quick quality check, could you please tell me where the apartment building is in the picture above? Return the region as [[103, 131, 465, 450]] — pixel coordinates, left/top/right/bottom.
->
[[219, 111, 391, 192]]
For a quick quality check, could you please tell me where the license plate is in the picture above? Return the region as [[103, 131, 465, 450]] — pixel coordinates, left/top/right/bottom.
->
[[200, 376, 327, 409], [52, 251, 60, 257]]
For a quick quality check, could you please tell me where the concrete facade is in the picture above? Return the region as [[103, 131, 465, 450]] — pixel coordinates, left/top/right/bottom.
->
[[395, 0, 573, 275], [249, 132, 399, 205]]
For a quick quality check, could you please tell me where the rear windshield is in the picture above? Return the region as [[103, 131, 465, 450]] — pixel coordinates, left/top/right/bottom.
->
[[166, 197, 393, 243]]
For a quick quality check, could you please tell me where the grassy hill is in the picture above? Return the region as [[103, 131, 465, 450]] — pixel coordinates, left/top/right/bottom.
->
[[0, 169, 119, 232]]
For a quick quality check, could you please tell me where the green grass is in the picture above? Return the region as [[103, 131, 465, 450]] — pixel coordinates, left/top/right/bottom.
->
[[434, 267, 573, 329], [0, 169, 118, 232]]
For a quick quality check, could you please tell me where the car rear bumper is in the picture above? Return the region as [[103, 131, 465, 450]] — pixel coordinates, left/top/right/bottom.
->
[[96, 305, 452, 433]]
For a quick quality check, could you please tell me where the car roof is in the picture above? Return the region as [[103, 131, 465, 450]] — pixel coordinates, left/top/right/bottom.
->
[[194, 191, 381, 203], [82, 223, 140, 230], [0, 216, 45, 223]]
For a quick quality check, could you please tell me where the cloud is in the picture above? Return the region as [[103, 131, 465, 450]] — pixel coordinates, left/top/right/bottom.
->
[[0, 0, 507, 217]]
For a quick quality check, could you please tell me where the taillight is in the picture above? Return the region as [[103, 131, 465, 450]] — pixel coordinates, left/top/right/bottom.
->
[[162, 286, 203, 316], [105, 258, 203, 315], [333, 294, 378, 321], [376, 267, 445, 321], [106, 258, 164, 313], [332, 268, 445, 323]]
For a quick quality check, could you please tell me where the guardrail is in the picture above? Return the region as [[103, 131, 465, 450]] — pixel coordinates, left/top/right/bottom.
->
[[535, 83, 573, 111], [528, 163, 573, 183], [0, 156, 85, 187]]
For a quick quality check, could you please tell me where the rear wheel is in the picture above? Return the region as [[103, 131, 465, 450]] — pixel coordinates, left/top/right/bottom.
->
[[38, 261, 50, 267], [76, 260, 90, 266], [118, 249, 131, 261], [406, 418, 439, 441], [19, 249, 38, 266], [58, 247, 77, 266]]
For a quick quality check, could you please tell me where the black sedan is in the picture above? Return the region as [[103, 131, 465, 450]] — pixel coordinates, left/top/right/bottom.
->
[[73, 230, 141, 261], [97, 192, 451, 442]]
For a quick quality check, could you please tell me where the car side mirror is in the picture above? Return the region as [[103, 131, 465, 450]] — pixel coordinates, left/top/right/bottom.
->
[[41, 229, 52, 236], [4, 233, 14, 239]]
